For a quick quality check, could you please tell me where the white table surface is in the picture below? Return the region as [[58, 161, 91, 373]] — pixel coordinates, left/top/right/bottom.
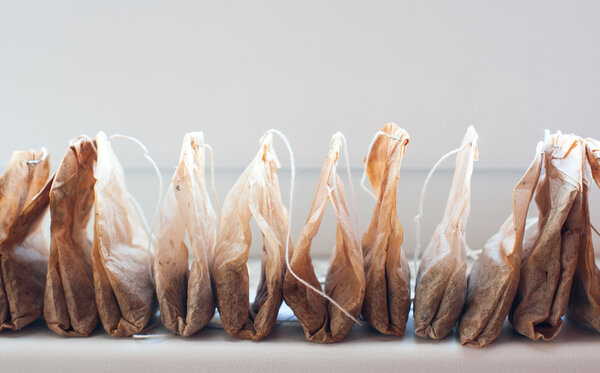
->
[[1, 303, 598, 373]]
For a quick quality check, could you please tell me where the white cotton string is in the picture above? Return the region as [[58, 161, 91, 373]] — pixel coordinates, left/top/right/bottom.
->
[[359, 131, 405, 201], [109, 134, 163, 258], [336, 132, 360, 241], [27, 147, 48, 165], [592, 224, 600, 238], [413, 140, 473, 276], [196, 143, 221, 216], [266, 129, 362, 326]]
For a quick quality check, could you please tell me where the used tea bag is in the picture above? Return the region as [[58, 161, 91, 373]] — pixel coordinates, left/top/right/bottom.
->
[[212, 132, 290, 340], [458, 145, 542, 348], [92, 132, 154, 337], [413, 126, 478, 339], [361, 123, 411, 336], [44, 137, 99, 336], [510, 133, 584, 341], [155, 133, 216, 336], [0, 149, 51, 331], [283, 133, 365, 343], [567, 137, 600, 331]]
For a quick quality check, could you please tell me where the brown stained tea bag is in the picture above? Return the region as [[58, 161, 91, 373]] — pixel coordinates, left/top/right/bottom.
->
[[212, 132, 290, 340], [567, 138, 600, 331], [414, 126, 478, 339], [509, 133, 584, 341], [458, 145, 542, 348], [155, 133, 216, 336], [92, 132, 154, 336], [0, 150, 51, 331], [44, 137, 99, 336], [283, 133, 365, 343], [361, 123, 411, 336]]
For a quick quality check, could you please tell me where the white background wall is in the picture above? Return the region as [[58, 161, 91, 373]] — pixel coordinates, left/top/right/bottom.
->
[[1, 0, 599, 256]]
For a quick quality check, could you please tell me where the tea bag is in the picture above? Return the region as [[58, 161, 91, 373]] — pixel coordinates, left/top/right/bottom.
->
[[566, 137, 600, 331], [212, 132, 290, 340], [510, 133, 584, 341], [361, 123, 411, 336], [154, 133, 216, 336], [44, 137, 99, 336], [458, 145, 542, 347], [92, 132, 154, 336], [283, 133, 365, 343], [413, 126, 478, 339], [0, 149, 51, 331]]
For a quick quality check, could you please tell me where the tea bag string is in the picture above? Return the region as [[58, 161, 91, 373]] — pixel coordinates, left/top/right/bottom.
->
[[109, 134, 163, 258], [592, 224, 600, 237], [26, 147, 48, 165], [267, 129, 362, 326], [194, 143, 221, 216], [360, 131, 406, 201], [413, 139, 474, 275]]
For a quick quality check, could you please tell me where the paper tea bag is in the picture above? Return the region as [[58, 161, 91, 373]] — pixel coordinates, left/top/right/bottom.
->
[[92, 132, 154, 337], [44, 137, 99, 336], [413, 126, 478, 339], [0, 149, 51, 331], [458, 145, 542, 348], [155, 133, 216, 336], [361, 123, 411, 336], [509, 133, 584, 341], [283, 133, 365, 343], [212, 132, 290, 340], [567, 138, 600, 331]]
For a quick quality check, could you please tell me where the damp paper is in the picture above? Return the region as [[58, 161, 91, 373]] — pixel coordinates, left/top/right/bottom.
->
[[458, 142, 542, 347], [44, 137, 99, 336], [92, 132, 154, 336], [361, 123, 411, 336], [566, 137, 600, 332], [155, 133, 216, 336], [0, 149, 51, 331], [509, 133, 585, 341], [212, 132, 290, 340], [283, 133, 365, 343], [413, 126, 478, 339]]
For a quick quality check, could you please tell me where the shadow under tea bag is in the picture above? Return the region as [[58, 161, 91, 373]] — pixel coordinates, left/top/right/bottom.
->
[[92, 132, 154, 337], [413, 126, 478, 340], [458, 145, 542, 348], [510, 133, 584, 341], [567, 137, 600, 332], [155, 133, 216, 336], [361, 123, 411, 336], [44, 137, 99, 336], [0, 149, 51, 331], [283, 133, 364, 343], [212, 132, 290, 340]]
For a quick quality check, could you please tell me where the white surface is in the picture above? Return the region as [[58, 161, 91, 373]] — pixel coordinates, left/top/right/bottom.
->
[[2, 312, 599, 372], [0, 0, 599, 169]]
